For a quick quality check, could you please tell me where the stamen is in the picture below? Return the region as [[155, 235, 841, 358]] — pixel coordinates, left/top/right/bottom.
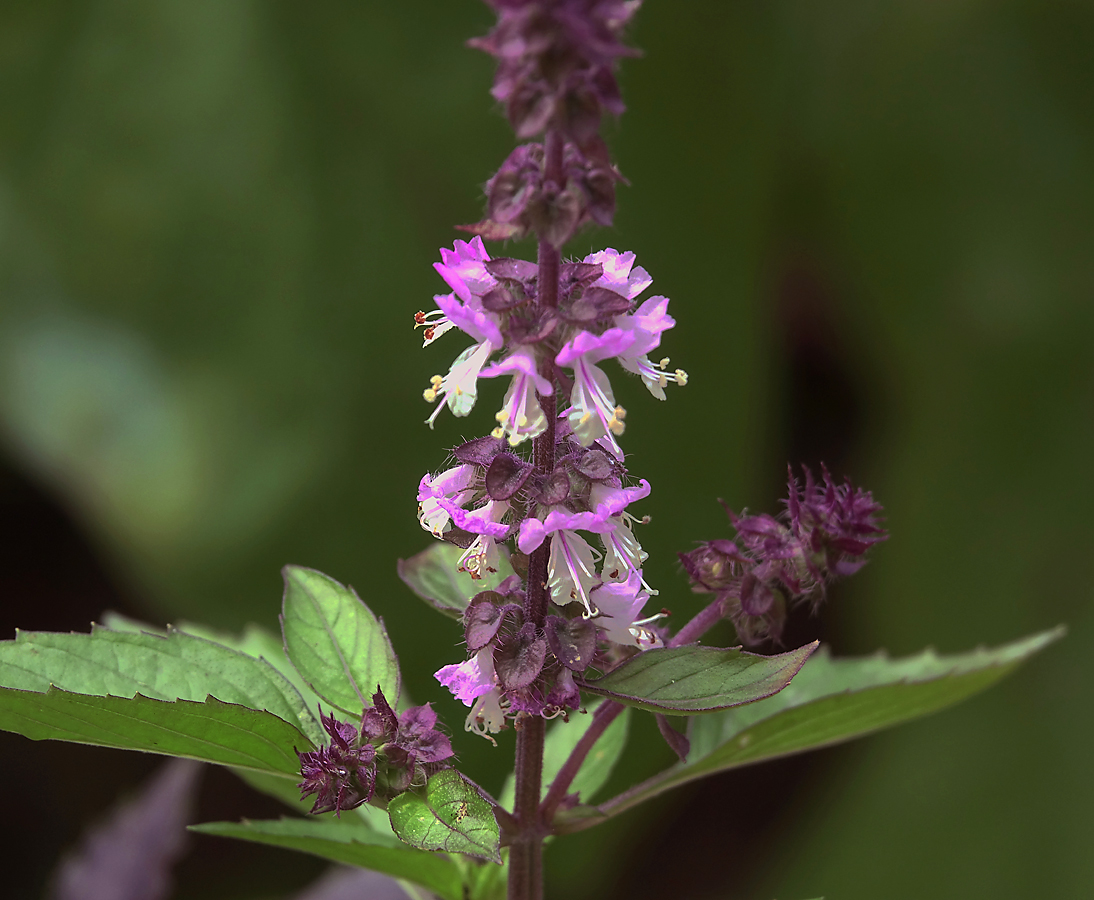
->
[[607, 405, 627, 436]]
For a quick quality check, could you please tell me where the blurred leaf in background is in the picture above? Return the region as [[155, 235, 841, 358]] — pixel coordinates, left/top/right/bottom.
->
[[0, 1, 1090, 899]]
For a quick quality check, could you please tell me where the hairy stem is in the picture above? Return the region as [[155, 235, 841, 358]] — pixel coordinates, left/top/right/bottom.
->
[[508, 128, 565, 900], [508, 716, 546, 900]]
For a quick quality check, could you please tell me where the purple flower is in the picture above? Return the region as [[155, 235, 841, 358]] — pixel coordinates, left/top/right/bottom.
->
[[386, 703, 455, 785], [477, 140, 624, 245], [421, 309, 502, 426], [297, 712, 378, 815], [298, 691, 454, 813]]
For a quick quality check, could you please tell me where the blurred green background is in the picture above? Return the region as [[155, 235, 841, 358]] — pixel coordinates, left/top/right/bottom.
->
[[1, 1, 1090, 898]]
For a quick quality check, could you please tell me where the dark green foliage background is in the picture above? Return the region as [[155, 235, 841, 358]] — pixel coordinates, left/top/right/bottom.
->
[[0, 1, 1090, 898]]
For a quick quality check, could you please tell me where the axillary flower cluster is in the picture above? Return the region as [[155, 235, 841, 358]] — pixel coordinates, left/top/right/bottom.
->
[[415, 238, 685, 738]]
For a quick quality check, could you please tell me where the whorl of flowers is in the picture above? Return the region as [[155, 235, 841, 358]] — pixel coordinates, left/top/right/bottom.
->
[[417, 239, 685, 455], [297, 689, 454, 814], [469, 0, 641, 143], [679, 467, 887, 645], [421, 422, 668, 737]]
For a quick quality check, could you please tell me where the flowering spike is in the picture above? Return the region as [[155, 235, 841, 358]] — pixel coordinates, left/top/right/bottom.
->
[[681, 468, 886, 645]]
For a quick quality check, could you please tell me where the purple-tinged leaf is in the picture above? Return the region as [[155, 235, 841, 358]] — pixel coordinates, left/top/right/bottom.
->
[[452, 435, 506, 466], [556, 629, 1064, 833], [507, 309, 558, 344], [481, 285, 524, 312], [580, 642, 818, 714], [539, 470, 571, 505], [440, 527, 478, 549], [484, 257, 537, 283], [455, 219, 524, 241], [560, 262, 603, 291], [572, 447, 616, 482], [546, 616, 597, 672], [562, 286, 634, 323], [50, 759, 201, 900], [485, 453, 534, 501], [464, 594, 517, 652], [494, 627, 548, 691]]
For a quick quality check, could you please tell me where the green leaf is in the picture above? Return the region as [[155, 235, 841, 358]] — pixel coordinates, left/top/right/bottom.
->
[[397, 543, 515, 620], [388, 769, 502, 863], [102, 613, 325, 741], [580, 642, 818, 714], [192, 816, 464, 900], [0, 624, 321, 743], [557, 628, 1063, 830], [281, 565, 400, 716], [468, 853, 509, 900], [499, 702, 631, 810], [0, 687, 307, 774]]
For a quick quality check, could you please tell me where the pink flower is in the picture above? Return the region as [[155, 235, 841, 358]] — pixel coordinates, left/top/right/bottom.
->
[[591, 570, 664, 650], [434, 648, 507, 738], [480, 345, 553, 446], [583, 248, 653, 300], [434, 236, 497, 304], [417, 465, 477, 537], [555, 328, 636, 455]]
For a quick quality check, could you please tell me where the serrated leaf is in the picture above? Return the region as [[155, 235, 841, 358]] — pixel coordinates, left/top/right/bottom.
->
[[499, 702, 631, 811], [0, 687, 308, 774], [388, 769, 501, 863], [580, 642, 818, 714], [556, 628, 1063, 831], [0, 624, 322, 744], [397, 543, 515, 620], [281, 566, 400, 716], [192, 816, 463, 900]]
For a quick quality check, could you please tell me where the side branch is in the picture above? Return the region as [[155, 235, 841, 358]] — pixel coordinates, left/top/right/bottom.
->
[[667, 596, 726, 648], [540, 700, 624, 825]]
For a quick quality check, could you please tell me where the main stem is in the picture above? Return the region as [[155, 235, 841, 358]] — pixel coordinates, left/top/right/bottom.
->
[[508, 128, 564, 900]]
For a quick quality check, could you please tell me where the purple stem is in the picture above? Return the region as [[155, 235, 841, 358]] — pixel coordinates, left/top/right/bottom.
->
[[508, 128, 564, 900], [540, 700, 624, 825], [667, 595, 726, 648], [539, 595, 729, 833]]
